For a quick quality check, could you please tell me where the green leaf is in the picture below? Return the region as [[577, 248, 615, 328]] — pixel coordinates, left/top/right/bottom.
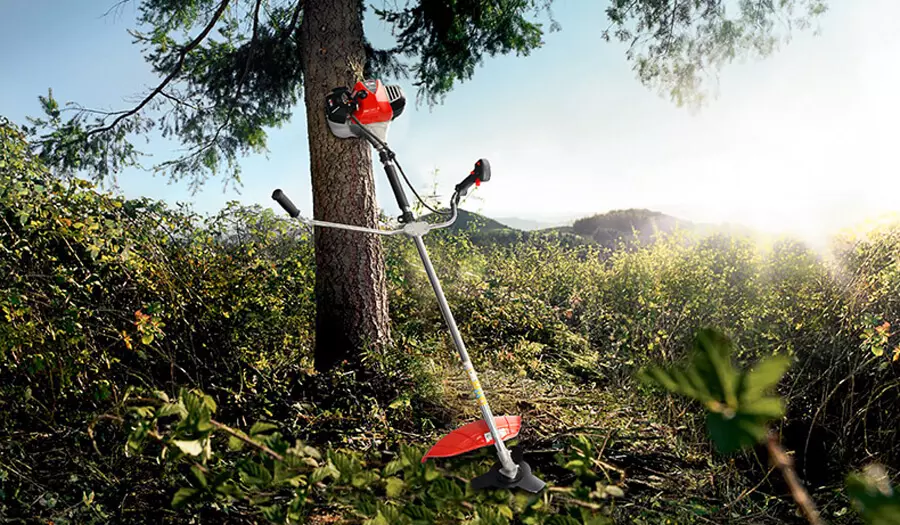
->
[[563, 459, 585, 472], [364, 512, 391, 525], [141, 333, 154, 345], [190, 465, 207, 489], [172, 439, 203, 456], [238, 461, 273, 488], [423, 464, 440, 482], [383, 458, 405, 476], [692, 328, 738, 406], [302, 445, 322, 460], [404, 504, 436, 523], [310, 464, 339, 485], [156, 402, 187, 419], [227, 435, 245, 451], [741, 355, 791, 401], [389, 395, 410, 410], [261, 503, 287, 522], [249, 421, 279, 436], [132, 406, 155, 418], [171, 487, 199, 508], [706, 413, 762, 454], [846, 466, 900, 525], [741, 397, 784, 419], [604, 485, 625, 497], [385, 477, 405, 498], [153, 390, 170, 403], [639, 366, 678, 392], [352, 470, 379, 488]]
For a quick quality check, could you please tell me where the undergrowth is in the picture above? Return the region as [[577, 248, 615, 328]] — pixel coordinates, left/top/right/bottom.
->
[[1, 115, 898, 523]]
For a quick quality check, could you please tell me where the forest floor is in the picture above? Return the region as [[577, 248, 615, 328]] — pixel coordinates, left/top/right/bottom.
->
[[305, 357, 841, 525]]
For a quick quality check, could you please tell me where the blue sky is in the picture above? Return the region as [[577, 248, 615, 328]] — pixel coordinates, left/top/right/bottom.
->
[[2, 0, 899, 245]]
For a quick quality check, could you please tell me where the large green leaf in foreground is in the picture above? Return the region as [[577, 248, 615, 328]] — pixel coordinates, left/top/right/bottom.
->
[[640, 328, 790, 453]]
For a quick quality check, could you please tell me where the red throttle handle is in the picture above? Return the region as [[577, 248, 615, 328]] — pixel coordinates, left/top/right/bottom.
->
[[455, 159, 491, 196]]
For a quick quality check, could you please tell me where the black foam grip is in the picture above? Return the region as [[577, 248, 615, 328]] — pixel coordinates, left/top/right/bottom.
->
[[383, 163, 412, 213], [271, 189, 300, 218]]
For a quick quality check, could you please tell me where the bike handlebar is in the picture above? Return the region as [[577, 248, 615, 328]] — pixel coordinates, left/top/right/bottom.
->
[[272, 158, 486, 237], [270, 189, 460, 237], [272, 189, 300, 218]]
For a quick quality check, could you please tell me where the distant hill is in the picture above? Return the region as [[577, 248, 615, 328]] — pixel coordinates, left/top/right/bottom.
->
[[493, 217, 573, 231], [472, 227, 595, 249], [421, 208, 508, 233], [566, 209, 690, 249], [421, 209, 591, 249], [420, 207, 749, 252]]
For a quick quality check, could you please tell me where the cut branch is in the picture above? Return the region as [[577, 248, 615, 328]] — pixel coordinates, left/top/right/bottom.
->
[[87, 0, 232, 137]]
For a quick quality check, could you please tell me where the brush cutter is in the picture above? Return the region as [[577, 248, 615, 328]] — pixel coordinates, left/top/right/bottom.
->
[[271, 79, 545, 493]]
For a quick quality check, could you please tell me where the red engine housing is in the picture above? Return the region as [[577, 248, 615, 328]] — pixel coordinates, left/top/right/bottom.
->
[[326, 79, 406, 143], [353, 80, 396, 124]]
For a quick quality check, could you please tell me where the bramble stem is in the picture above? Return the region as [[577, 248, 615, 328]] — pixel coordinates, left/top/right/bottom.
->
[[766, 431, 823, 525]]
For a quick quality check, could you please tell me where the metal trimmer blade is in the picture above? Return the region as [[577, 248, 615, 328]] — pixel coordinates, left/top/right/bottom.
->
[[470, 447, 546, 493]]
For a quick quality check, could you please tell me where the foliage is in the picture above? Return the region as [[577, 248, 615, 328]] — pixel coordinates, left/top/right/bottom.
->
[[3, 110, 899, 524], [117, 387, 622, 524], [640, 328, 790, 453], [603, 0, 830, 108], [0, 116, 432, 523], [640, 327, 900, 524], [372, 0, 559, 105], [23, 0, 828, 189], [847, 465, 900, 525]]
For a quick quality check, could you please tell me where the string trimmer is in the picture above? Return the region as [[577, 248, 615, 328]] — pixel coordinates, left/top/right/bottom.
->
[[271, 79, 545, 493]]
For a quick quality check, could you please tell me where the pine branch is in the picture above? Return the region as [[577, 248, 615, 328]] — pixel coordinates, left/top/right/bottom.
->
[[280, 0, 303, 42], [87, 0, 232, 137]]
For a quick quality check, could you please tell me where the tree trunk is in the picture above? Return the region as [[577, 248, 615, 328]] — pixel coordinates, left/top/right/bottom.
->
[[298, 0, 391, 371]]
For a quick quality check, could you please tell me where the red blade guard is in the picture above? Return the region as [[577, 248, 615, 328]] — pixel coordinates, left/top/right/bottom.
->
[[421, 416, 521, 463]]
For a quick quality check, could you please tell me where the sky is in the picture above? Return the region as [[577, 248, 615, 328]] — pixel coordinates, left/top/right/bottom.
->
[[1, 0, 899, 247]]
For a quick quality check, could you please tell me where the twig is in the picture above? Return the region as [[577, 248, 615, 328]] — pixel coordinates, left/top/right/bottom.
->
[[156, 0, 262, 169], [767, 431, 822, 525], [210, 420, 285, 461], [101, 0, 133, 18], [159, 90, 204, 111], [87, 0, 231, 136], [0, 458, 45, 491], [87, 414, 125, 457], [557, 496, 603, 511], [724, 463, 777, 509]]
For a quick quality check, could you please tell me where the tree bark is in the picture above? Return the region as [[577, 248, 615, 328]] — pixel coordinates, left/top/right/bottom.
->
[[298, 0, 391, 371]]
